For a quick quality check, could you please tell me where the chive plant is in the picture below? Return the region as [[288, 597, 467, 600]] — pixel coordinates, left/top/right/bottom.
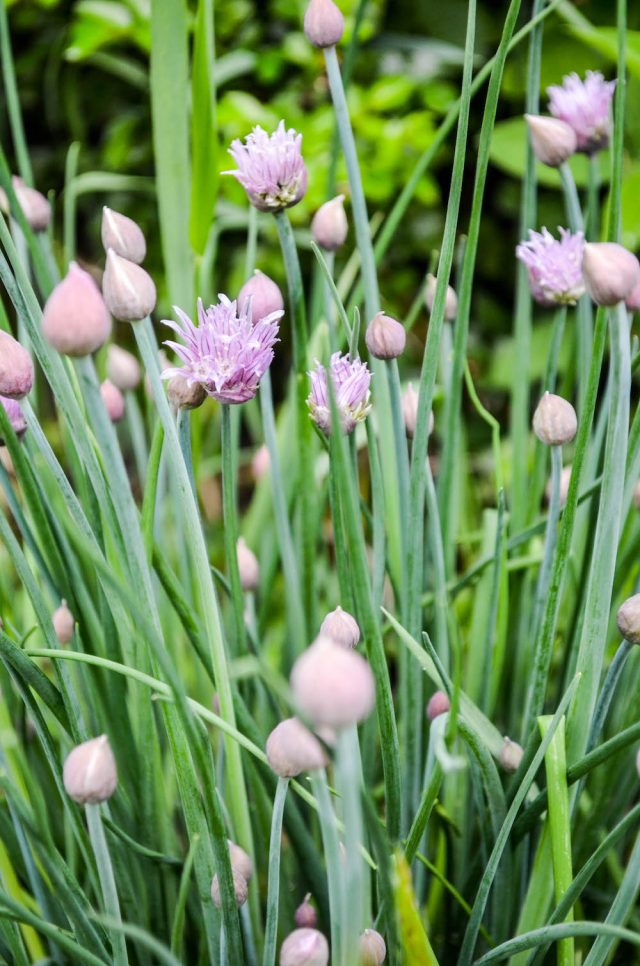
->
[[0, 0, 639, 964]]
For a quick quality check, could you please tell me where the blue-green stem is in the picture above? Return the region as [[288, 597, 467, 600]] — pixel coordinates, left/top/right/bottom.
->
[[311, 771, 344, 959], [583, 831, 640, 966], [221, 404, 246, 654], [177, 409, 196, 498], [560, 163, 592, 414], [335, 726, 366, 965], [0, 2, 33, 183], [262, 777, 288, 966], [85, 805, 127, 966]]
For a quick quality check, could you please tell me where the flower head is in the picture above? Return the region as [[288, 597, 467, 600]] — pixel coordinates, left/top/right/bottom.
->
[[516, 227, 584, 306], [547, 71, 616, 153], [307, 351, 371, 434], [226, 121, 308, 212], [163, 295, 281, 404]]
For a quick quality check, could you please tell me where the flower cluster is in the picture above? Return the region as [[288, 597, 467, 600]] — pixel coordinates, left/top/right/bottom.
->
[[307, 352, 372, 434], [226, 121, 308, 212], [163, 296, 282, 405], [516, 227, 585, 306], [548, 71, 616, 154]]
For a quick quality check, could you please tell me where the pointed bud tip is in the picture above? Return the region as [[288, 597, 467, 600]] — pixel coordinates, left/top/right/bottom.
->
[[532, 391, 577, 446], [303, 0, 345, 48], [365, 312, 406, 360], [101, 207, 146, 264], [524, 114, 577, 167]]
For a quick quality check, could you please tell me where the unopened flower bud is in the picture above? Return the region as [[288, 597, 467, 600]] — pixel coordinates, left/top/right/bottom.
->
[[303, 0, 344, 48], [100, 379, 125, 423], [616, 594, 640, 644], [167, 374, 207, 411], [532, 392, 577, 446], [524, 114, 577, 167], [291, 636, 375, 728], [424, 273, 458, 321], [103, 249, 157, 322], [319, 605, 360, 649], [6, 177, 51, 232], [402, 383, 434, 439], [53, 600, 74, 644], [426, 690, 450, 721], [210, 868, 248, 908], [227, 839, 253, 881], [546, 463, 572, 508], [311, 195, 348, 251], [0, 395, 27, 441], [237, 538, 259, 592], [295, 895, 318, 929], [101, 207, 146, 264], [43, 263, 111, 357], [365, 312, 406, 360], [106, 345, 141, 392], [252, 443, 270, 480], [359, 929, 386, 965], [280, 928, 329, 966], [238, 270, 284, 324], [63, 735, 117, 804], [266, 718, 328, 777], [498, 737, 523, 774], [582, 242, 640, 306], [626, 278, 640, 313], [0, 330, 33, 399]]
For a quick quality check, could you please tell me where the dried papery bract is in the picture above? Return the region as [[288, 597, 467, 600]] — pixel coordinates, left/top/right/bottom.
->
[[498, 737, 523, 774], [365, 312, 406, 360], [548, 70, 616, 154], [524, 114, 577, 167], [0, 331, 33, 400], [266, 718, 328, 777], [238, 270, 284, 324], [616, 594, 640, 645], [291, 636, 376, 728], [424, 273, 458, 321], [359, 928, 387, 965], [166, 374, 207, 411], [311, 195, 348, 251], [402, 383, 434, 439], [101, 207, 146, 264], [53, 600, 74, 645], [516, 227, 585, 307], [63, 735, 118, 804], [426, 690, 450, 722], [103, 249, 157, 322], [319, 605, 360, 649], [280, 927, 329, 966], [106, 344, 141, 392], [237, 537, 260, 592], [0, 396, 27, 441], [303, 0, 344, 48], [295, 894, 318, 929], [210, 868, 248, 908], [100, 380, 125, 423], [226, 121, 308, 212], [582, 242, 640, 307], [43, 263, 111, 357], [532, 392, 577, 446]]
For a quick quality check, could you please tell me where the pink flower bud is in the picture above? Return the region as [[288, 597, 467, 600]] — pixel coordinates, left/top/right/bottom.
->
[[0, 395, 27, 441], [53, 599, 75, 644], [42, 263, 111, 357], [210, 868, 248, 908], [303, 0, 344, 48], [359, 929, 386, 965], [103, 249, 157, 322], [524, 114, 577, 167], [626, 278, 640, 313], [63, 735, 117, 804], [266, 717, 328, 777], [365, 312, 406, 360], [238, 270, 285, 325], [252, 443, 270, 480], [0, 330, 34, 399], [291, 636, 375, 728], [227, 839, 253, 881], [546, 463, 572, 508], [100, 379, 125, 423], [582, 242, 640, 307], [319, 605, 360, 649], [532, 392, 577, 446], [101, 207, 146, 264], [498, 737, 523, 774], [237, 538, 259, 592], [402, 383, 434, 439], [424, 273, 458, 321], [280, 928, 329, 966], [426, 690, 450, 721], [295, 895, 318, 929], [106, 345, 141, 392], [616, 594, 640, 644], [311, 195, 348, 251], [9, 177, 51, 232], [166, 374, 207, 411]]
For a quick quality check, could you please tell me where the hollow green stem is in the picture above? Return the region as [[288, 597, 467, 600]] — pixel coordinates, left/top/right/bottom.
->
[[262, 777, 289, 966], [85, 805, 127, 966], [221, 404, 246, 654], [335, 727, 366, 965]]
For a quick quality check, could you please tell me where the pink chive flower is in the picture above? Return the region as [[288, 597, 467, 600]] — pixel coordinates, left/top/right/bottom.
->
[[516, 227, 585, 306], [307, 352, 372, 435], [0, 395, 27, 441], [162, 296, 282, 405], [225, 121, 308, 212], [547, 71, 616, 154]]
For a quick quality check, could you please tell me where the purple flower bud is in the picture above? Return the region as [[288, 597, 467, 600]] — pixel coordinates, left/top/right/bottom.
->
[[291, 636, 375, 729], [103, 250, 156, 322], [226, 122, 307, 212], [210, 868, 248, 908], [548, 71, 616, 154], [402, 383, 433, 439], [307, 352, 372, 435], [365, 312, 406, 360], [237, 538, 260, 592], [616, 594, 640, 644], [311, 195, 348, 251], [53, 600, 75, 645], [238, 270, 285, 324], [266, 717, 328, 777], [582, 242, 640, 307], [295, 895, 318, 929], [43, 263, 111, 357], [426, 690, 450, 721], [106, 345, 141, 392], [319, 605, 360, 649], [498, 737, 523, 774], [0, 330, 34, 399], [167, 374, 207, 411], [101, 207, 146, 264], [359, 929, 387, 965], [0, 395, 27, 441], [100, 379, 125, 423], [63, 735, 118, 804], [524, 114, 577, 167], [4, 176, 52, 232], [532, 392, 577, 446], [227, 839, 253, 882], [424, 273, 458, 321], [304, 0, 344, 48], [280, 928, 329, 966], [516, 228, 584, 307]]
